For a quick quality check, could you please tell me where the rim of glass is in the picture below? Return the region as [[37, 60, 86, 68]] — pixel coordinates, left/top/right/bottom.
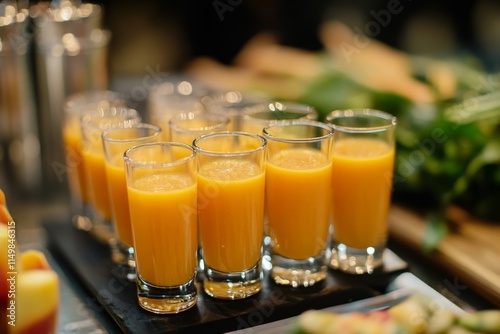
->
[[201, 90, 271, 114], [203, 90, 270, 103], [169, 112, 230, 134], [242, 101, 318, 124], [81, 107, 141, 130], [101, 123, 162, 144], [149, 76, 208, 98], [124, 142, 196, 169], [192, 131, 267, 157], [64, 90, 126, 114], [262, 120, 334, 144], [326, 108, 397, 133], [37, 28, 111, 52]]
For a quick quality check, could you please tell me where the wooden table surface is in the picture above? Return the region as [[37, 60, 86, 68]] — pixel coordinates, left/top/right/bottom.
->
[[389, 204, 500, 308]]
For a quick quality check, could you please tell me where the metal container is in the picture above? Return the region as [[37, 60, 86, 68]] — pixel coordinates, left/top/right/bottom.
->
[[31, 0, 110, 195], [0, 3, 42, 196]]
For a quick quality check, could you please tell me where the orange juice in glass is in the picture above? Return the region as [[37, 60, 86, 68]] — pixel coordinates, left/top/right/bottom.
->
[[102, 124, 162, 280], [241, 101, 318, 259], [265, 149, 332, 259], [124, 143, 198, 314], [169, 111, 229, 271], [326, 109, 397, 274], [81, 107, 141, 245], [263, 121, 333, 287], [62, 90, 126, 229], [193, 132, 266, 300]]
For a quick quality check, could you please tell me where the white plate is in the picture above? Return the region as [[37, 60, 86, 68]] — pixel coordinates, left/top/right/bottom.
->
[[225, 272, 463, 334]]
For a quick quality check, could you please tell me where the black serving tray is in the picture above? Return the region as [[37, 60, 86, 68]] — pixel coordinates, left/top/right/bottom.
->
[[44, 217, 408, 334]]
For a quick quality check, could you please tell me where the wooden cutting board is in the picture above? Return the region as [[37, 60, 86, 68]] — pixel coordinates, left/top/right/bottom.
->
[[388, 204, 500, 308]]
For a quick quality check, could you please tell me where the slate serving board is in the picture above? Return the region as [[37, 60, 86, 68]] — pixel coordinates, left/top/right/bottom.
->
[[44, 217, 408, 334]]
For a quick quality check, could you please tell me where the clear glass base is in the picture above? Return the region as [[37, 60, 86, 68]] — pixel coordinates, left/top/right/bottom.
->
[[136, 275, 197, 314], [203, 262, 262, 300], [329, 240, 385, 274], [270, 251, 327, 288], [111, 241, 136, 281]]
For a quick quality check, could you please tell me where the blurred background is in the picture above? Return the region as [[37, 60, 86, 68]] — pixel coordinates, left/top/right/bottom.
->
[[97, 0, 500, 75], [2, 3, 500, 328], [1, 0, 500, 204]]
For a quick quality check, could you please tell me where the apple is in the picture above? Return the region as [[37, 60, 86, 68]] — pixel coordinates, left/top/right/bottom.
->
[[0, 191, 15, 321], [0, 189, 13, 225], [0, 188, 7, 205], [0, 224, 10, 334], [20, 250, 51, 271], [10, 266, 59, 334], [0, 188, 60, 334]]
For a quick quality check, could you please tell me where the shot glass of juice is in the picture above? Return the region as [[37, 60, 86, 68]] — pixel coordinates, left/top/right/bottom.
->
[[80, 107, 141, 245], [124, 143, 198, 314], [102, 123, 162, 281], [263, 120, 334, 287], [325, 109, 397, 274], [169, 111, 229, 271], [62, 90, 126, 230], [193, 132, 267, 300], [241, 101, 318, 262]]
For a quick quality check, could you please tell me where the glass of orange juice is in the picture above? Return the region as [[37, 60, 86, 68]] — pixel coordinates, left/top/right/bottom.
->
[[193, 132, 267, 300], [62, 90, 126, 230], [101, 123, 162, 281], [80, 107, 141, 246], [325, 109, 397, 274], [263, 120, 334, 287], [241, 101, 318, 263], [169, 111, 229, 271], [124, 142, 198, 314]]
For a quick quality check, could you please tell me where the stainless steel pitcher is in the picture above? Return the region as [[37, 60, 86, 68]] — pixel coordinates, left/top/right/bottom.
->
[[31, 0, 110, 196], [0, 2, 42, 196]]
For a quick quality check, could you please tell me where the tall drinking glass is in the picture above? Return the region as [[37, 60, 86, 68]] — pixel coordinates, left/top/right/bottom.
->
[[241, 101, 318, 262], [193, 132, 267, 299], [102, 124, 162, 280], [263, 120, 334, 287], [325, 109, 397, 274], [62, 90, 126, 230], [124, 143, 198, 314], [169, 111, 229, 271], [80, 107, 141, 245]]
